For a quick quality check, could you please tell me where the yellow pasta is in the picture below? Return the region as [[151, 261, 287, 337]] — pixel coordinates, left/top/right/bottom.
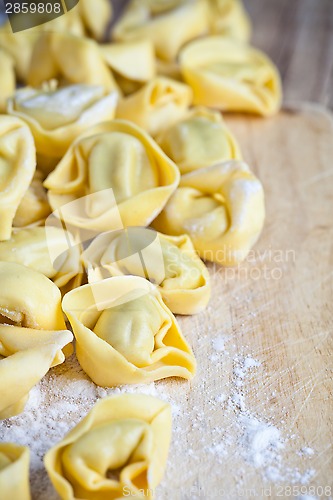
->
[[152, 160, 265, 265], [0, 116, 36, 241], [0, 262, 73, 419], [82, 227, 210, 315], [207, 0, 251, 41], [116, 77, 193, 136], [100, 40, 156, 95], [0, 227, 83, 294], [78, 0, 113, 41], [8, 84, 118, 173], [157, 106, 242, 173], [45, 394, 171, 500], [13, 170, 51, 228], [0, 443, 31, 500], [179, 36, 282, 116], [27, 32, 117, 91], [0, 50, 15, 113], [0, 12, 85, 83], [44, 120, 180, 232], [113, 0, 209, 62], [62, 276, 196, 386]]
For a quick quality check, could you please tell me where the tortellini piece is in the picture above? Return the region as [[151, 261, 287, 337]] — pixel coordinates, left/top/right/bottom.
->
[[152, 160, 265, 265], [45, 394, 171, 500], [0, 50, 15, 113], [82, 227, 210, 315], [157, 106, 241, 173], [13, 170, 51, 228], [62, 276, 196, 386], [116, 77, 193, 136], [27, 32, 117, 91], [8, 84, 118, 172], [179, 36, 282, 116], [0, 262, 73, 419], [78, 0, 113, 41], [113, 0, 209, 62], [207, 0, 251, 41], [0, 227, 83, 293], [0, 12, 85, 82], [44, 120, 180, 232], [0, 116, 36, 241], [0, 443, 31, 500], [100, 40, 156, 95]]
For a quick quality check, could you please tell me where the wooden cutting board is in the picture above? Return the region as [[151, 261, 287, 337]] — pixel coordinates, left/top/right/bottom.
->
[[2, 106, 332, 500], [157, 104, 333, 499]]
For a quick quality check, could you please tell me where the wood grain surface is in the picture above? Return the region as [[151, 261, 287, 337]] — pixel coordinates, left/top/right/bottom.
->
[[156, 106, 333, 499]]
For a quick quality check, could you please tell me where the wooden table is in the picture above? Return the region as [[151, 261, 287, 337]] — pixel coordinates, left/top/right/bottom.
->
[[244, 0, 333, 109]]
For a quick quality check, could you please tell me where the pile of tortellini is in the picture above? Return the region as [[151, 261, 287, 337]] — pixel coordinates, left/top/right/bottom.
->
[[0, 0, 281, 498]]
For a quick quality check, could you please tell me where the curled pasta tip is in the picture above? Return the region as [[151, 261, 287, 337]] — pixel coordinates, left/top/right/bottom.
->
[[62, 275, 196, 386], [152, 160, 265, 266], [45, 394, 172, 500], [0, 443, 31, 500], [0, 50, 15, 113]]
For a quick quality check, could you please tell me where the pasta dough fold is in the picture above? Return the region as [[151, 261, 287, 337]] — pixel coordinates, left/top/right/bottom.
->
[[100, 40, 155, 95], [27, 33, 117, 91], [0, 262, 73, 419], [0, 443, 31, 500], [62, 276, 196, 386], [112, 0, 209, 62], [44, 120, 180, 232], [82, 227, 210, 315], [116, 77, 193, 136], [0, 116, 36, 241], [157, 106, 241, 173], [45, 394, 171, 500], [152, 160, 265, 265], [0, 227, 83, 294], [8, 84, 118, 172], [13, 170, 51, 228], [179, 36, 282, 116]]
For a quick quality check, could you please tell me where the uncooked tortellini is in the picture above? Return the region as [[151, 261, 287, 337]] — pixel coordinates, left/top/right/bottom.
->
[[44, 120, 180, 232], [82, 227, 210, 315], [13, 170, 51, 228], [157, 106, 241, 173], [179, 36, 282, 116], [113, 0, 209, 62], [0, 227, 83, 293], [0, 262, 73, 419], [116, 77, 193, 136], [152, 160, 265, 265], [207, 0, 251, 41], [28, 32, 116, 91], [100, 40, 156, 95], [0, 443, 31, 500], [0, 50, 15, 113], [45, 394, 171, 500], [8, 84, 118, 172], [62, 276, 196, 386], [0, 116, 36, 241]]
